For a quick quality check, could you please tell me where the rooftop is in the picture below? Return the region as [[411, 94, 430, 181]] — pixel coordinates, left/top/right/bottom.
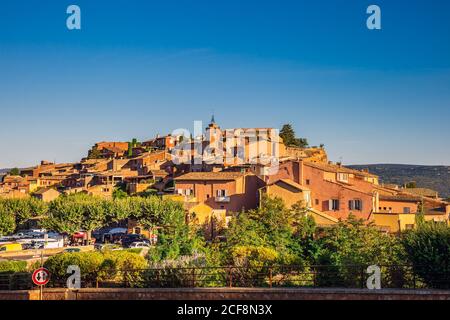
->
[[174, 171, 246, 181], [402, 187, 439, 198], [379, 194, 421, 202], [274, 179, 311, 192], [304, 161, 378, 178]]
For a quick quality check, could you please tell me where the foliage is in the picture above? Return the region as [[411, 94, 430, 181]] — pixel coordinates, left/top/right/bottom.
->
[[401, 222, 450, 289], [315, 215, 403, 266], [41, 193, 108, 235], [231, 246, 278, 268], [225, 196, 312, 266], [0, 198, 49, 234], [405, 181, 417, 188], [279, 124, 308, 148], [44, 251, 105, 285], [8, 168, 20, 176], [44, 250, 147, 286], [0, 205, 16, 236], [313, 214, 405, 287], [112, 187, 128, 200], [0, 260, 28, 273], [87, 147, 102, 159]]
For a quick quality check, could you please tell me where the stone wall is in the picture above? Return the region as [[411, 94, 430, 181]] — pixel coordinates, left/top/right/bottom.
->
[[3, 288, 449, 300]]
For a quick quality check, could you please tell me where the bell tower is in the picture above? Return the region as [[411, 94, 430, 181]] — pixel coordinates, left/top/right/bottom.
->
[[206, 114, 221, 144]]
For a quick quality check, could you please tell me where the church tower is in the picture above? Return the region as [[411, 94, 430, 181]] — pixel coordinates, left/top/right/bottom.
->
[[206, 114, 221, 144]]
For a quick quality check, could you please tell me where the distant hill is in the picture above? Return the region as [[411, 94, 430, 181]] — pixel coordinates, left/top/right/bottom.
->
[[348, 164, 450, 199]]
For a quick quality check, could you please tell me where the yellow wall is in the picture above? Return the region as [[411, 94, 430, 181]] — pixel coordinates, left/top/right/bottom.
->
[[424, 214, 449, 225], [189, 203, 214, 225], [264, 183, 307, 208], [373, 213, 416, 233], [308, 210, 338, 226], [128, 183, 151, 194]]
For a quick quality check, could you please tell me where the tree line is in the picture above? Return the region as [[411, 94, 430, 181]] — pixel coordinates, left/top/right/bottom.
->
[[0, 194, 449, 288]]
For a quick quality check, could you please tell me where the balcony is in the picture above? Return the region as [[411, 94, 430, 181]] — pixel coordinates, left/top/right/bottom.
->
[[215, 196, 231, 203]]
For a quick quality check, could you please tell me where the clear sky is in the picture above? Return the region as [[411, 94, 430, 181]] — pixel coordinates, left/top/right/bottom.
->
[[0, 0, 449, 168]]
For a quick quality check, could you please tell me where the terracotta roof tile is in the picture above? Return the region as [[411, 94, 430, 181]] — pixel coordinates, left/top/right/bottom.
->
[[174, 171, 246, 181]]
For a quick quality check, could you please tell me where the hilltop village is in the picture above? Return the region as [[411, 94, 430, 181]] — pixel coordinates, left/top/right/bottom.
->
[[1, 119, 449, 234]]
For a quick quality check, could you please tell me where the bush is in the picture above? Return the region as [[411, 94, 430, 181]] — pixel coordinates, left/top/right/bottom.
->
[[99, 251, 148, 287], [401, 222, 450, 289], [44, 251, 105, 286], [314, 215, 406, 287], [43, 250, 148, 288], [0, 260, 28, 273]]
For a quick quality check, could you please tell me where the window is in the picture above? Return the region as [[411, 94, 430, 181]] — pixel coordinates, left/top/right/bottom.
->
[[403, 207, 411, 214], [315, 199, 319, 205], [216, 189, 227, 197], [337, 173, 349, 183], [178, 189, 193, 196], [306, 179, 310, 185], [349, 199, 362, 211], [329, 199, 339, 211]]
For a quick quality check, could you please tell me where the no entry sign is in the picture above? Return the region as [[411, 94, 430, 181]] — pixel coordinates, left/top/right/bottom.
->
[[32, 267, 50, 286]]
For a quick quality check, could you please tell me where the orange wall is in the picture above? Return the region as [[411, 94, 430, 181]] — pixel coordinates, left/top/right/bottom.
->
[[378, 200, 418, 214], [176, 175, 262, 214]]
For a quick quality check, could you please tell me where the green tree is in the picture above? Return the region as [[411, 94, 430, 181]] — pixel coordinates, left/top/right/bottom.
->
[[143, 197, 202, 261], [8, 168, 20, 176], [401, 222, 450, 289], [87, 147, 102, 159], [314, 215, 405, 287], [225, 196, 311, 266], [0, 205, 15, 236], [42, 193, 107, 238], [0, 198, 48, 229], [279, 124, 308, 148], [405, 181, 417, 189], [112, 186, 129, 200]]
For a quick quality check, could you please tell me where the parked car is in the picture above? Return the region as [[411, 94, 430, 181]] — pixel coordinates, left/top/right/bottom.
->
[[21, 243, 34, 250], [120, 234, 150, 247], [128, 242, 151, 249], [94, 243, 122, 251], [63, 248, 81, 253]]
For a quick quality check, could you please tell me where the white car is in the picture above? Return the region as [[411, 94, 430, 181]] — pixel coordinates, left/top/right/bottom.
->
[[128, 242, 151, 248]]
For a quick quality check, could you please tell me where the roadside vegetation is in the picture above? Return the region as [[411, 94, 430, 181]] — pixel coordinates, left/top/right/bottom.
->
[[0, 194, 449, 288]]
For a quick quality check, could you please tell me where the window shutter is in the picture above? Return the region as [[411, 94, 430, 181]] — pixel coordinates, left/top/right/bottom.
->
[[328, 200, 332, 211]]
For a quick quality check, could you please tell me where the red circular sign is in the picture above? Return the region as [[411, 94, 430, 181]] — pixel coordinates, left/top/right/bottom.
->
[[32, 268, 50, 286]]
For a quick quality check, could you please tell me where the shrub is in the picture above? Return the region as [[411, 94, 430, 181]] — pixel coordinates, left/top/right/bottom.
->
[[0, 260, 28, 273], [43, 250, 148, 288], [401, 222, 450, 289], [99, 251, 148, 287], [44, 251, 104, 286]]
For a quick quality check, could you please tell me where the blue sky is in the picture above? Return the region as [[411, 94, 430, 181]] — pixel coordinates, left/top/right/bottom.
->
[[0, 0, 449, 168]]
